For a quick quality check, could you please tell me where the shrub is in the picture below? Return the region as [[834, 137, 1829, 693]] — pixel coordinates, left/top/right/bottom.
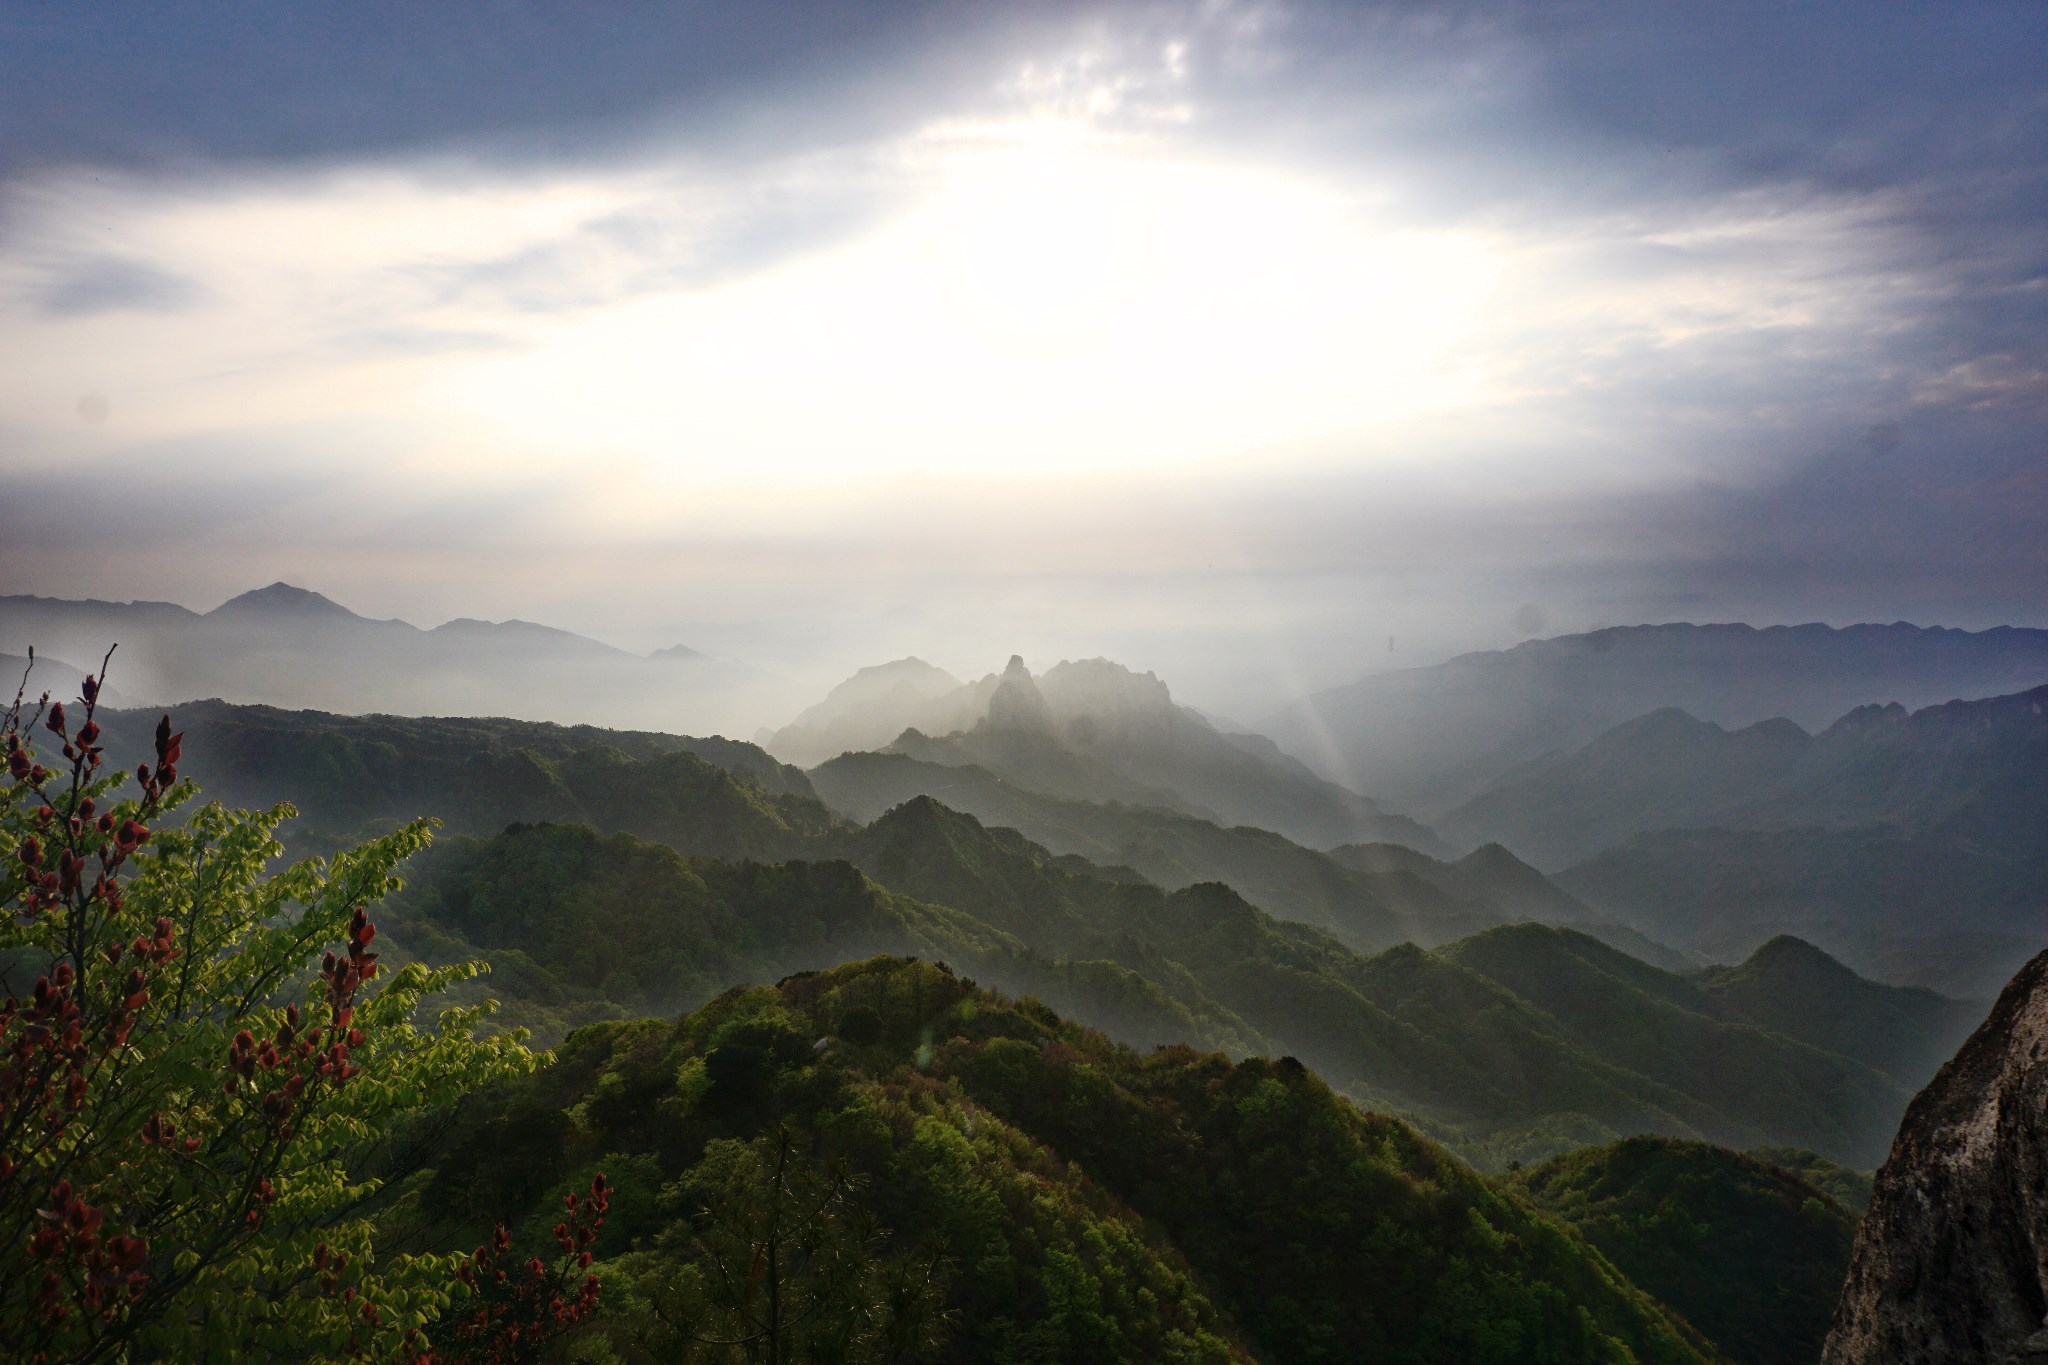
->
[[0, 655, 540, 1361]]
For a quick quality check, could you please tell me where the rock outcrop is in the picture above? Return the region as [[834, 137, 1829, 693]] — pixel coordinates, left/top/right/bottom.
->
[[1824, 948, 2048, 1363]]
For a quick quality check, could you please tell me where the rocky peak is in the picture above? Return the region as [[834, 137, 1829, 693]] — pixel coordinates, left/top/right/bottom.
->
[[1824, 949, 2048, 1363], [984, 657, 1055, 736]]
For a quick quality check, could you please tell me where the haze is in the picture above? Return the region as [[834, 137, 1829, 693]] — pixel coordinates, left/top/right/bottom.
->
[[1, 1, 2042, 720]]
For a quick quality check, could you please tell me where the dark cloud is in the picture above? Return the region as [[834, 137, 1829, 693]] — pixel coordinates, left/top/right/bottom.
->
[[0, 1, 1095, 175], [32, 254, 204, 316]]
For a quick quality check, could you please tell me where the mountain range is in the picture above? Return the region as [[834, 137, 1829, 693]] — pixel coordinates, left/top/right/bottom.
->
[[93, 695, 1976, 1171], [0, 650, 134, 712], [1420, 684, 2048, 994], [1439, 684, 2048, 871], [0, 582, 766, 735], [392, 810, 1932, 1171], [25, 625, 2031, 1358], [1266, 622, 2048, 813]]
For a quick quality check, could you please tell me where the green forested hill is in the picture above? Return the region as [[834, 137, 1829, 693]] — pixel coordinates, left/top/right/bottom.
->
[[1513, 1137, 1860, 1365], [1745, 1147, 1874, 1214], [411, 955, 1721, 1365], [391, 820, 1265, 1060], [1441, 926, 1906, 1167], [1697, 935, 1985, 1088], [391, 810, 1912, 1169], [93, 701, 830, 853], [1328, 837, 1701, 970], [811, 750, 1496, 950]]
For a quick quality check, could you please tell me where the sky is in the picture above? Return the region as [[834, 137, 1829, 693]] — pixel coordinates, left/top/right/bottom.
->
[[0, 0, 2042, 719]]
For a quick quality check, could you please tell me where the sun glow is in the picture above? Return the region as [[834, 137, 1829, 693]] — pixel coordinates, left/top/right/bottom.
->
[[0, 99, 1904, 513], [427, 118, 1509, 486]]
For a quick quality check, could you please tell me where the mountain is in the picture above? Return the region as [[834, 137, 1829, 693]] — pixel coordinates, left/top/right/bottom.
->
[[772, 654, 1447, 853], [760, 656, 983, 764], [1437, 925, 1906, 1168], [387, 820, 1208, 1051], [209, 581, 372, 621], [425, 615, 640, 662], [1436, 708, 1814, 869], [413, 954, 1720, 1364], [1267, 622, 2048, 813], [1320, 839, 1697, 968], [393, 809, 1914, 1170], [1439, 682, 2048, 871], [811, 750, 1489, 951], [1416, 683, 2048, 991], [1745, 1148, 1874, 1215], [1824, 949, 2048, 1364], [1563, 826, 2045, 997], [1697, 936, 1985, 1089], [69, 695, 1927, 1168], [90, 700, 827, 854], [0, 583, 766, 735], [1515, 1137, 1859, 1365]]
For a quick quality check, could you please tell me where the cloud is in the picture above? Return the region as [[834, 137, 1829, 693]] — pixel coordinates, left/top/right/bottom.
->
[[32, 254, 204, 317], [0, 1, 2041, 717]]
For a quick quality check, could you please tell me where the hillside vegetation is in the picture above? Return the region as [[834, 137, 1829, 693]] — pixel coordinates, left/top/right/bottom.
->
[[391, 809, 1913, 1169], [417, 954, 1723, 1365], [1513, 1137, 1859, 1365]]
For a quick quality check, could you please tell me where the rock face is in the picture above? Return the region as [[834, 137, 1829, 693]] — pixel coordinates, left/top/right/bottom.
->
[[1824, 949, 2048, 1364]]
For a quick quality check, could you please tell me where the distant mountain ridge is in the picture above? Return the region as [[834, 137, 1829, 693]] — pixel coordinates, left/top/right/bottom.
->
[[0, 582, 762, 735], [1439, 681, 2048, 870], [1267, 621, 2048, 812], [1493, 683, 2048, 994], [762, 656, 983, 763], [210, 581, 373, 620]]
